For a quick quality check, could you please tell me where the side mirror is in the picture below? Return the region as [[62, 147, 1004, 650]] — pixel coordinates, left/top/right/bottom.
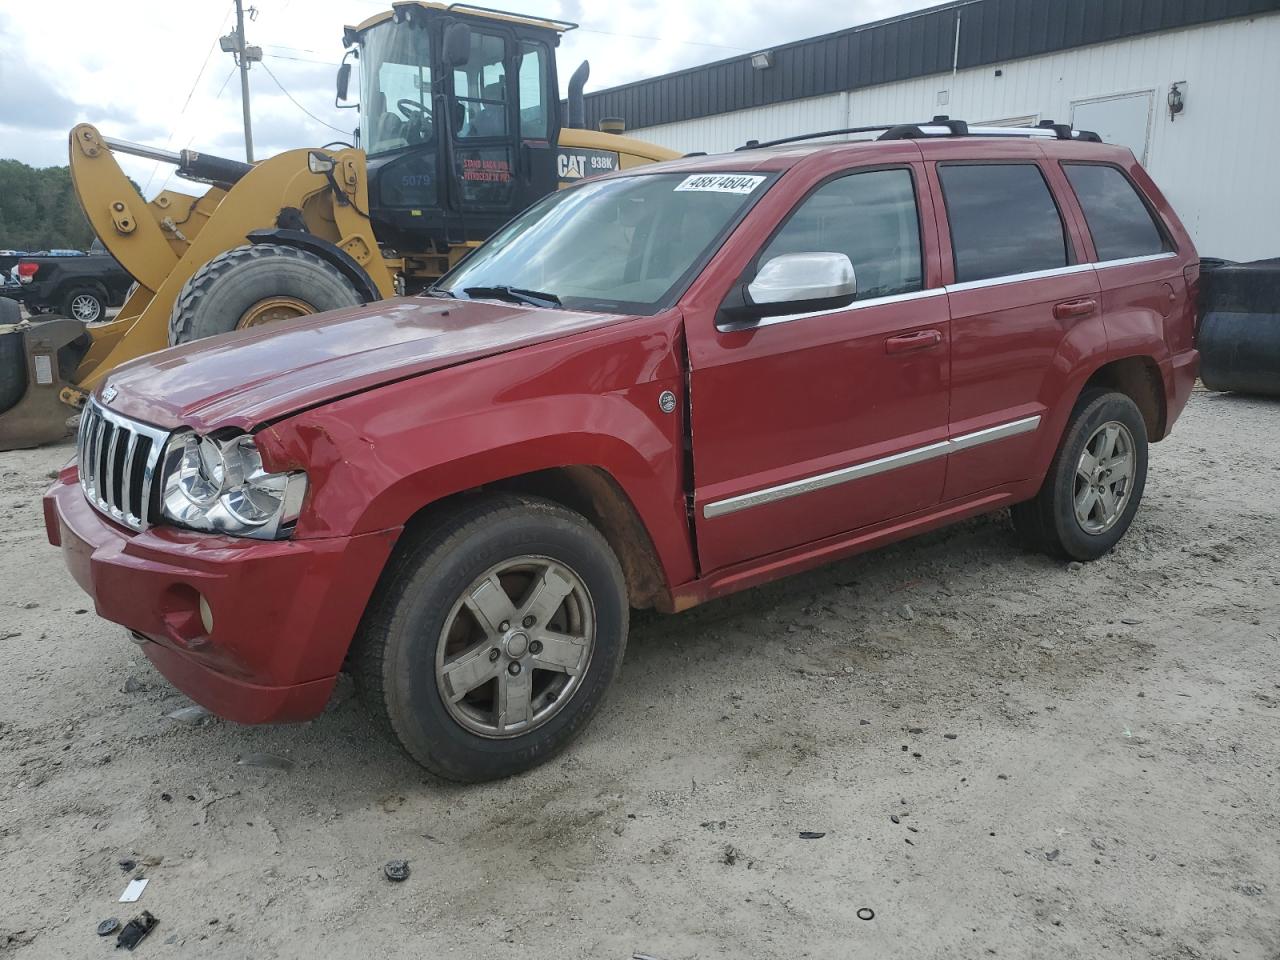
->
[[442, 22, 472, 68], [719, 252, 856, 328], [335, 62, 351, 102]]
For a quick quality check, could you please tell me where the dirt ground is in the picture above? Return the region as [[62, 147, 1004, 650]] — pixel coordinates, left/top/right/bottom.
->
[[1, 388, 1277, 960]]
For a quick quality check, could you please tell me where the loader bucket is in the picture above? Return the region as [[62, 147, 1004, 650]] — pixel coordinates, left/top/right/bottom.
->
[[0, 316, 88, 451]]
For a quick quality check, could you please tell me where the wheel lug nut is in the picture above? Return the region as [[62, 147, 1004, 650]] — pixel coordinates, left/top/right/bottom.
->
[[488, 648, 500, 662], [507, 661, 521, 676], [529, 640, 543, 654], [499, 621, 510, 632], [522, 616, 535, 628]]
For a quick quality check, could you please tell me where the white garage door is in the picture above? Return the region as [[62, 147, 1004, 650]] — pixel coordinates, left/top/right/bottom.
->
[[1071, 91, 1154, 163]]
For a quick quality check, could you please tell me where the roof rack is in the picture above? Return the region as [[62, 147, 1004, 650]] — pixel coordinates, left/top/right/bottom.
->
[[736, 116, 1102, 151]]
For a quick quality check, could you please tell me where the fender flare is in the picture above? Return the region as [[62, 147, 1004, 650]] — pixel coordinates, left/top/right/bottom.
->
[[245, 228, 382, 304]]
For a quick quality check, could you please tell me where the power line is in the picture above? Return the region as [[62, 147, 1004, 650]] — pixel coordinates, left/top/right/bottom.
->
[[143, 9, 233, 195], [154, 66, 239, 198], [259, 61, 348, 134], [264, 52, 341, 65]]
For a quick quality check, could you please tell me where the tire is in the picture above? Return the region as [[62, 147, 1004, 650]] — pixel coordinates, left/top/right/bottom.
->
[[350, 494, 629, 782], [0, 327, 27, 415], [168, 243, 364, 345], [60, 285, 105, 323], [1011, 388, 1148, 561]]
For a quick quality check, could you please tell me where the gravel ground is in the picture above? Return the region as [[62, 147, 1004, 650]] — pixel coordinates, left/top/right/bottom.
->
[[1, 388, 1277, 960]]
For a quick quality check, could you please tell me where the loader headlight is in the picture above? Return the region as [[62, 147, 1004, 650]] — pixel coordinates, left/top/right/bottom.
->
[[161, 432, 307, 540]]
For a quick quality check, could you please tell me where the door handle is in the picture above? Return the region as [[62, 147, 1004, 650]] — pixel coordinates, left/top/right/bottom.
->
[[884, 329, 943, 354], [1053, 298, 1098, 320]]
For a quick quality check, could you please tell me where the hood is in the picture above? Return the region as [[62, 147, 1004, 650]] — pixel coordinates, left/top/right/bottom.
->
[[102, 296, 629, 432]]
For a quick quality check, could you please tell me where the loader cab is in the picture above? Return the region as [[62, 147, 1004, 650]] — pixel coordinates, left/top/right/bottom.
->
[[343, 3, 570, 254]]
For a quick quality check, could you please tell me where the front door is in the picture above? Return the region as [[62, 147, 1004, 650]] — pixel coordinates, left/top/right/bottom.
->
[[689, 164, 951, 573], [446, 25, 555, 236]]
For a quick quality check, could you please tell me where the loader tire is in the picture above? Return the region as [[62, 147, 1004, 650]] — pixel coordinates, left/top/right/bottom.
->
[[168, 243, 365, 345], [0, 326, 27, 415]]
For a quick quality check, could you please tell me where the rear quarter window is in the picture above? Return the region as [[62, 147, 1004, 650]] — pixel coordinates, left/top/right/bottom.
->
[[938, 163, 1069, 283], [1062, 163, 1171, 262]]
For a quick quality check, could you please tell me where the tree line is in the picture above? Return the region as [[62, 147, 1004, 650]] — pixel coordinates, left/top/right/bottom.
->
[[0, 160, 100, 251]]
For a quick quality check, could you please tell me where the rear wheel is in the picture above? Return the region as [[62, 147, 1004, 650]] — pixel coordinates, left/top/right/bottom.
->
[[350, 495, 629, 782], [168, 244, 365, 345], [60, 286, 105, 323], [1011, 389, 1148, 560]]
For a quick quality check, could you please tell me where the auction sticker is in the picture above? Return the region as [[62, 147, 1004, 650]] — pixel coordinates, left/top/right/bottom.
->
[[674, 174, 766, 194]]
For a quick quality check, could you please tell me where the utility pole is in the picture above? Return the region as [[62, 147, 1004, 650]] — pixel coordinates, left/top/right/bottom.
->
[[220, 0, 262, 162]]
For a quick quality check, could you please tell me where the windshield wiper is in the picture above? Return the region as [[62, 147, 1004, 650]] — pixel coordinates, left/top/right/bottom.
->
[[425, 286, 457, 299], [462, 285, 561, 308]]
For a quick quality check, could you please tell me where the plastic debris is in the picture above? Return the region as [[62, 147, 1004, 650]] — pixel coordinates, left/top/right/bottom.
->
[[119, 878, 148, 903], [97, 918, 120, 937], [235, 753, 294, 771], [798, 831, 826, 840], [857, 907, 875, 921], [116, 911, 158, 951], [165, 705, 210, 725], [384, 859, 410, 882]]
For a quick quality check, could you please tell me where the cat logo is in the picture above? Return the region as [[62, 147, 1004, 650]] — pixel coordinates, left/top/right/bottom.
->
[[556, 148, 619, 184]]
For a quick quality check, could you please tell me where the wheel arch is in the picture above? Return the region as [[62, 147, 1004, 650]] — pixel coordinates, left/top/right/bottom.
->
[[382, 465, 672, 612], [1080, 354, 1167, 441], [246, 228, 382, 304]]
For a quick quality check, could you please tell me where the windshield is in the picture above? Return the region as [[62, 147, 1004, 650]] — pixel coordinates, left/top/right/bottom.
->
[[360, 22, 434, 156], [437, 172, 773, 313]]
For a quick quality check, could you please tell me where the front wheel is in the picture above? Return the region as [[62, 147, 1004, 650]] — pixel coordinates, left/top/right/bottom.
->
[[1011, 389, 1149, 561], [351, 495, 629, 782], [168, 244, 365, 345]]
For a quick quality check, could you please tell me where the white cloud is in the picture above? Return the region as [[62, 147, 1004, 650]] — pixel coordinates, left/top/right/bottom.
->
[[0, 0, 933, 194]]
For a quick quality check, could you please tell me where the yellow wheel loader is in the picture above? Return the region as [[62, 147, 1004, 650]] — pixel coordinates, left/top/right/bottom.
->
[[0, 1, 677, 451]]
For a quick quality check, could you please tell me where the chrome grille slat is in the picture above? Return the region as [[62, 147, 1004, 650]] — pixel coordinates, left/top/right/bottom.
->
[[121, 431, 139, 521], [76, 398, 172, 533], [104, 424, 121, 518]]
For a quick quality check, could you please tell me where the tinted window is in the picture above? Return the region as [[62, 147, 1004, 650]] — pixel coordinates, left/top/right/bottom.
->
[[1064, 163, 1170, 261], [760, 169, 922, 301], [939, 164, 1068, 283]]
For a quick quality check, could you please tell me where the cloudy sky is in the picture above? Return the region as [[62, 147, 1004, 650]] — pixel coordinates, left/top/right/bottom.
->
[[0, 0, 933, 197]]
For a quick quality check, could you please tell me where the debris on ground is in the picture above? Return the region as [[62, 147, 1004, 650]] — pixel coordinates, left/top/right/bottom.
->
[[856, 908, 875, 921], [384, 859, 410, 882], [235, 753, 294, 771], [798, 831, 826, 839], [119, 878, 148, 903], [165, 704, 210, 725], [115, 911, 158, 951], [96, 917, 120, 937]]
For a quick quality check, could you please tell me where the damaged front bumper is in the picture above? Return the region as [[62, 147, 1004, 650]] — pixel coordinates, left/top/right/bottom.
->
[[44, 466, 398, 723]]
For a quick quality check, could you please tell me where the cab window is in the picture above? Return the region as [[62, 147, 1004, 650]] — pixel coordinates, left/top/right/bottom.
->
[[453, 31, 508, 139], [518, 41, 550, 140]]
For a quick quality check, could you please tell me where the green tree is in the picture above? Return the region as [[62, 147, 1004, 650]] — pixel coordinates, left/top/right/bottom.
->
[[0, 159, 141, 251]]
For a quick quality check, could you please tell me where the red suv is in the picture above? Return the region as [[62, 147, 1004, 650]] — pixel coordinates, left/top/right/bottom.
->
[[45, 120, 1200, 781]]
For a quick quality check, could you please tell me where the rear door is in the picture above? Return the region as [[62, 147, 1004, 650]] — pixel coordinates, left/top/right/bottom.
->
[[925, 145, 1102, 500], [688, 157, 952, 573]]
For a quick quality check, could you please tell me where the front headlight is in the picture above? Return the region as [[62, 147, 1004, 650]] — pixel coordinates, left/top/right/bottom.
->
[[161, 432, 307, 540]]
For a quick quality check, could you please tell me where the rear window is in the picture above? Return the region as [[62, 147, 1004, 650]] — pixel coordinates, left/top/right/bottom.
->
[[939, 163, 1068, 283], [1063, 163, 1171, 262]]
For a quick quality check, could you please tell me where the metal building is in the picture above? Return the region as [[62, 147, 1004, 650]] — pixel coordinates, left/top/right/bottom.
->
[[581, 0, 1280, 261]]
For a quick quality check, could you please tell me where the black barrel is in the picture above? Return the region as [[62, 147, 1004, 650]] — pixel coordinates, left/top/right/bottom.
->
[[1198, 258, 1280, 396]]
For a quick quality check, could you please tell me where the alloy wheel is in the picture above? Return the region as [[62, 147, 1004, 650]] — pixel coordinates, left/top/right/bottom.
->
[[71, 294, 101, 322], [434, 556, 596, 738], [1073, 420, 1136, 534]]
